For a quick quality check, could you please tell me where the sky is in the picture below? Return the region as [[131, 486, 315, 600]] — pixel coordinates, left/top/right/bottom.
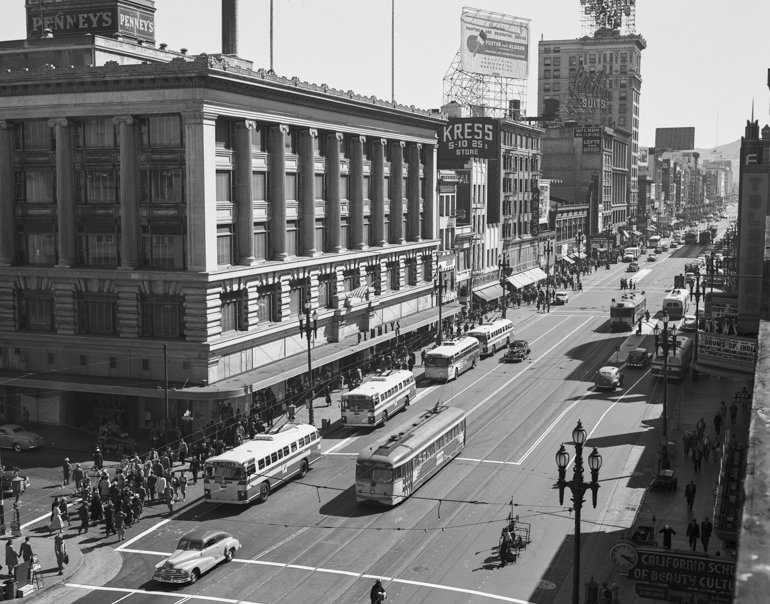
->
[[2, 0, 768, 150]]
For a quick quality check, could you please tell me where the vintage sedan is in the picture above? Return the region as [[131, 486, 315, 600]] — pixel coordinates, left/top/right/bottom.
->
[[553, 291, 570, 305], [0, 425, 44, 452], [627, 262, 639, 273], [646, 254, 657, 262], [594, 366, 624, 391], [504, 340, 531, 362], [680, 314, 697, 332], [154, 530, 241, 584], [626, 348, 652, 368]]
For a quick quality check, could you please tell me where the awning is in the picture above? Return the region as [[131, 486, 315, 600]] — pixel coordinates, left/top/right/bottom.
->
[[632, 230, 642, 236], [561, 255, 575, 264], [528, 268, 548, 282], [506, 274, 528, 289], [569, 252, 588, 260], [345, 285, 373, 299], [473, 283, 505, 302]]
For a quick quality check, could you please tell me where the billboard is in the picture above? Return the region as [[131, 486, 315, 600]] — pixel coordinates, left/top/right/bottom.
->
[[460, 9, 529, 79], [574, 127, 602, 154], [26, 1, 156, 42], [697, 332, 757, 373], [438, 118, 500, 165]]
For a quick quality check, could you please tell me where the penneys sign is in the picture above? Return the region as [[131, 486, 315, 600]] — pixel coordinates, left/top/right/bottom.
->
[[26, 1, 155, 42], [630, 549, 734, 604]]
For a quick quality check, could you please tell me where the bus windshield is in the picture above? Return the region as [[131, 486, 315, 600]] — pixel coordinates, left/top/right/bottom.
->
[[426, 356, 450, 367], [612, 307, 635, 317], [206, 465, 244, 480], [356, 462, 392, 482], [344, 396, 374, 409]]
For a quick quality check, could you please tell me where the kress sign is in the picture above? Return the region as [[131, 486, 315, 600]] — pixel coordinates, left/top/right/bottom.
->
[[437, 118, 500, 166]]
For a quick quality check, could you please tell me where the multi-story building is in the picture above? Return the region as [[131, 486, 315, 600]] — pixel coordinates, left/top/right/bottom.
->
[[0, 0, 451, 439], [537, 31, 645, 231]]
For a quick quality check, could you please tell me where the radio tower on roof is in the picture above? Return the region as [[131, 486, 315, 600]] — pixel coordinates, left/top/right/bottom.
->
[[580, 0, 637, 37]]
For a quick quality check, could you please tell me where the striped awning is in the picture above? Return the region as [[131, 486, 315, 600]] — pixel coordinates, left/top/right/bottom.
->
[[346, 285, 373, 299]]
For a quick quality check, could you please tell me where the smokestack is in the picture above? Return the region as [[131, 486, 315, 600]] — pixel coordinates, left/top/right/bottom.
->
[[222, 0, 239, 56]]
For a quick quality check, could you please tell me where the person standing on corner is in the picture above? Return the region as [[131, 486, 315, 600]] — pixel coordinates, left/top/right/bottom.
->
[[62, 457, 71, 486], [729, 400, 738, 426], [713, 412, 723, 437], [658, 524, 676, 550], [696, 417, 706, 441], [5, 539, 19, 577], [19, 537, 33, 564], [370, 579, 387, 604], [686, 519, 700, 552], [94, 447, 104, 472], [54, 533, 66, 575], [692, 446, 703, 473], [685, 480, 696, 510]]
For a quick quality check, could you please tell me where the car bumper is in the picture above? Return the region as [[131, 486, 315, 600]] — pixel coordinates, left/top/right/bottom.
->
[[154, 572, 191, 584]]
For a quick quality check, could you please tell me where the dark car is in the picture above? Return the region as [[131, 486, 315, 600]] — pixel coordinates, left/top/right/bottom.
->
[[504, 340, 531, 362], [594, 366, 625, 390], [626, 348, 652, 368]]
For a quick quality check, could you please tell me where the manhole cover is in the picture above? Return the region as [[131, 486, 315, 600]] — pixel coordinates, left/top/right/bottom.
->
[[535, 580, 556, 590]]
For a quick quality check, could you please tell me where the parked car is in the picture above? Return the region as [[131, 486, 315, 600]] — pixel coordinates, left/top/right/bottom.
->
[[504, 340, 531, 363], [0, 425, 44, 452], [594, 366, 625, 391], [654, 246, 663, 254], [154, 529, 241, 584], [669, 241, 678, 249], [626, 348, 652, 368], [647, 254, 657, 262], [627, 262, 639, 272], [680, 314, 697, 332], [553, 291, 569, 305]]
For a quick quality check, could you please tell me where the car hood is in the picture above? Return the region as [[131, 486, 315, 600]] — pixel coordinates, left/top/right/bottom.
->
[[159, 550, 201, 568], [9, 431, 42, 442]]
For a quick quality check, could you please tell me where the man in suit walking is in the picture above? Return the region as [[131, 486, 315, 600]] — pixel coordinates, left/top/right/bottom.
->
[[685, 481, 696, 510], [687, 519, 700, 551]]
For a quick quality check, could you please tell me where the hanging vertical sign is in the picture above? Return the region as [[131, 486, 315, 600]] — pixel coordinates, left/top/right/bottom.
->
[[530, 178, 540, 236]]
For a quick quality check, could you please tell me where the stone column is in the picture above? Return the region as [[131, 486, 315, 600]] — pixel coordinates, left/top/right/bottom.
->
[[349, 135, 366, 250], [114, 116, 140, 269], [184, 111, 218, 272], [325, 132, 343, 253], [299, 128, 318, 256], [269, 124, 289, 260], [407, 143, 422, 242], [0, 121, 15, 266], [370, 138, 386, 247], [390, 141, 405, 244], [235, 120, 256, 265], [49, 118, 75, 267], [423, 143, 436, 240]]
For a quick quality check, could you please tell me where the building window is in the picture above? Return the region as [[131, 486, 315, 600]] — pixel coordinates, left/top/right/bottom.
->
[[620, 52, 627, 63], [18, 228, 56, 265], [544, 57, 551, 66], [289, 281, 306, 315], [13, 120, 52, 151], [620, 78, 627, 88], [140, 169, 184, 204], [405, 258, 417, 286], [342, 269, 359, 292], [285, 173, 298, 201], [619, 104, 627, 113], [19, 290, 54, 331], [569, 56, 577, 66], [363, 176, 371, 200], [217, 225, 234, 265], [340, 174, 349, 200], [387, 262, 399, 291], [216, 171, 232, 202], [553, 82, 561, 92], [423, 257, 432, 282], [619, 91, 627, 101], [139, 116, 182, 148], [315, 219, 326, 253], [141, 224, 185, 269], [569, 68, 576, 78], [84, 170, 118, 203], [78, 118, 116, 149], [77, 226, 119, 267], [589, 53, 596, 64], [385, 216, 391, 243], [220, 290, 244, 333], [253, 223, 269, 260], [141, 294, 184, 338], [553, 69, 560, 78], [318, 276, 333, 308], [252, 172, 267, 201], [543, 84, 551, 93], [215, 119, 233, 150], [543, 69, 551, 79], [314, 174, 325, 200], [553, 57, 561, 66], [252, 123, 267, 152], [286, 221, 298, 256], [284, 129, 298, 154], [363, 216, 371, 246], [620, 64, 627, 74], [23, 171, 55, 203], [257, 286, 276, 323], [340, 217, 349, 249], [78, 293, 117, 335], [619, 117, 627, 127]]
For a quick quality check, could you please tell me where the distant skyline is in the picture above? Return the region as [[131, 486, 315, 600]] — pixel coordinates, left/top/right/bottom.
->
[[1, 0, 767, 149]]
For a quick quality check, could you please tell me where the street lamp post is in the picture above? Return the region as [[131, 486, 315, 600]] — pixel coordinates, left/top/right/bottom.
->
[[555, 420, 602, 604], [688, 273, 707, 368], [653, 313, 678, 452], [435, 272, 448, 346], [298, 300, 318, 426], [575, 231, 585, 269], [543, 239, 553, 313], [498, 254, 510, 319]]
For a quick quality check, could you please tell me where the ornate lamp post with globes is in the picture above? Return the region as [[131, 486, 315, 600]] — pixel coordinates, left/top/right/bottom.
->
[[298, 299, 318, 426]]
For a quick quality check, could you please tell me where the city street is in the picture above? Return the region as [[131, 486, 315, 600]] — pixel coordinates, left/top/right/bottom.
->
[[15, 236, 720, 604]]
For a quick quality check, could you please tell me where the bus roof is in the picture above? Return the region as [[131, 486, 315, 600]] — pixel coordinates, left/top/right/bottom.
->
[[357, 406, 466, 466], [611, 294, 645, 308], [206, 423, 317, 464], [664, 289, 689, 300], [467, 319, 513, 335], [344, 370, 413, 397], [426, 337, 479, 357]]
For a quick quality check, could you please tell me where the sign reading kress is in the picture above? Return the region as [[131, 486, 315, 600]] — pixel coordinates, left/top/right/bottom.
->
[[438, 118, 500, 166], [27, 1, 155, 42]]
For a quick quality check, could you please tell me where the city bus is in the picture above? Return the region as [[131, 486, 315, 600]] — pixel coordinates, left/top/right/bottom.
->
[[610, 294, 647, 330], [340, 370, 416, 427], [203, 423, 321, 504], [424, 337, 480, 382], [467, 319, 514, 356], [662, 289, 690, 319], [355, 405, 466, 506], [684, 231, 698, 245], [648, 235, 661, 248], [651, 336, 693, 380]]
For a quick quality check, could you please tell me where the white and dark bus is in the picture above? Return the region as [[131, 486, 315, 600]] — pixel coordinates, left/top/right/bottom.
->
[[651, 336, 693, 380], [467, 319, 514, 356], [355, 405, 466, 506], [424, 337, 480, 382], [341, 370, 416, 428], [662, 289, 690, 320]]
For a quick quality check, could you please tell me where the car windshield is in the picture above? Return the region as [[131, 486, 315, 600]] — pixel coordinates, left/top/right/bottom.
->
[[176, 539, 203, 551], [629, 352, 645, 361], [11, 427, 24, 434], [512, 340, 527, 348]]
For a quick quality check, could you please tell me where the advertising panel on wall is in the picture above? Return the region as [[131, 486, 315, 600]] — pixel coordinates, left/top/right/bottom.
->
[[538, 181, 550, 227], [460, 8, 530, 79], [697, 332, 757, 373], [438, 118, 500, 166], [575, 127, 602, 154], [26, 0, 156, 42], [530, 180, 540, 236]]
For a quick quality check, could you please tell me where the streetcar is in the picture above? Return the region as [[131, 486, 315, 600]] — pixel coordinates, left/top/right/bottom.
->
[[340, 370, 416, 428], [203, 423, 321, 504], [651, 336, 693, 380], [610, 294, 647, 331], [424, 337, 480, 382], [354, 405, 466, 505], [466, 319, 514, 356], [662, 289, 690, 320]]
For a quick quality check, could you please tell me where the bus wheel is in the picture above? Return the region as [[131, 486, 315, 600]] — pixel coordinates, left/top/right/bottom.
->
[[454, 368, 459, 381], [404, 395, 410, 408], [258, 481, 270, 503], [298, 458, 309, 479], [382, 410, 389, 425]]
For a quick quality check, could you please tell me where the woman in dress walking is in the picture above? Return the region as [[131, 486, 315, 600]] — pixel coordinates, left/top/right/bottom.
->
[[49, 505, 65, 535]]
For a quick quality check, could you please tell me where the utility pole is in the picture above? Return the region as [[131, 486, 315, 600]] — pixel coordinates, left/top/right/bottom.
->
[[164, 342, 169, 442]]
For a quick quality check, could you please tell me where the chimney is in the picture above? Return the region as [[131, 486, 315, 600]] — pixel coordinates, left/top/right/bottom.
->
[[222, 0, 239, 56]]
